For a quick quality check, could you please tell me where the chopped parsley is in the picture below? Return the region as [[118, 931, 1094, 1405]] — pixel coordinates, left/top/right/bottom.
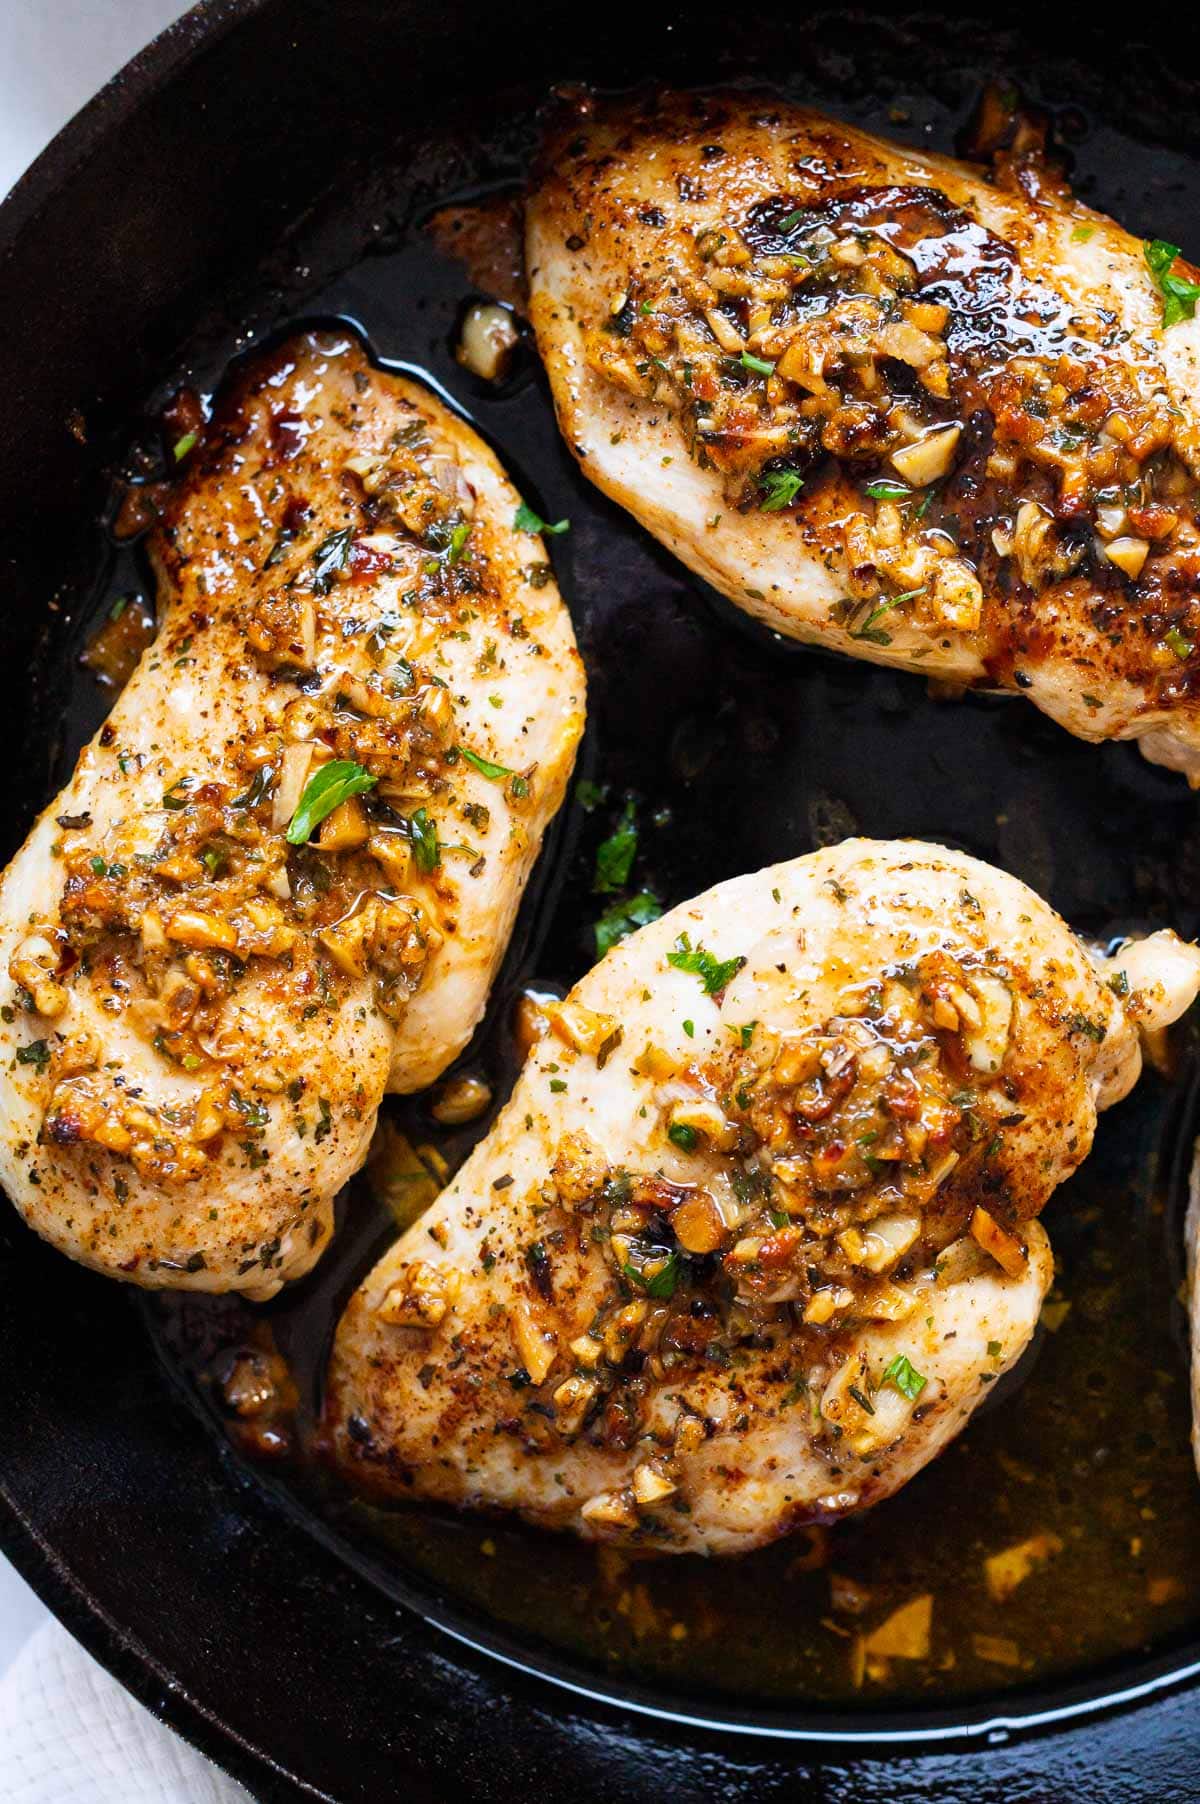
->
[[231, 766, 273, 811], [880, 1353, 927, 1401], [1165, 626, 1194, 662], [285, 760, 377, 846], [407, 807, 441, 874], [849, 587, 924, 646], [458, 745, 514, 781], [667, 932, 745, 996], [1067, 1012, 1106, 1043], [594, 798, 638, 893], [758, 469, 804, 512], [310, 526, 354, 595], [1108, 969, 1130, 998], [15, 1039, 50, 1073], [263, 523, 300, 569], [623, 1253, 679, 1299], [162, 779, 192, 811], [513, 501, 569, 537], [667, 1121, 699, 1152], [594, 890, 663, 957], [1144, 239, 1200, 329]]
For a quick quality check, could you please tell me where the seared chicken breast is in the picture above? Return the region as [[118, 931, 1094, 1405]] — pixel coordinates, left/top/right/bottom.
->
[[0, 330, 584, 1295], [327, 840, 1200, 1553], [528, 91, 1200, 779]]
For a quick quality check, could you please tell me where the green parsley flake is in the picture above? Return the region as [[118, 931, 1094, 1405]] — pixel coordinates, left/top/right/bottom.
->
[[623, 1253, 679, 1299], [285, 760, 377, 846], [594, 798, 638, 893], [850, 587, 925, 646], [514, 501, 570, 537], [408, 807, 441, 874], [310, 527, 354, 595], [758, 469, 804, 511], [880, 1353, 927, 1401], [1145, 238, 1200, 329], [667, 932, 745, 996], [458, 745, 513, 781], [593, 890, 663, 957]]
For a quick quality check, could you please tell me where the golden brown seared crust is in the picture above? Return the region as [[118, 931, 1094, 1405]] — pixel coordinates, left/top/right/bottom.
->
[[528, 89, 1200, 778], [0, 330, 584, 1294], [326, 840, 1200, 1553]]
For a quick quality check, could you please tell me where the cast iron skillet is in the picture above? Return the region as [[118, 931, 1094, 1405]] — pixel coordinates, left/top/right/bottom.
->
[[5, 2, 1200, 1797]]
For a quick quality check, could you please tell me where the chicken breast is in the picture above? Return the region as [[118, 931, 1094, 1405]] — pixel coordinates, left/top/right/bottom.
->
[[528, 90, 1200, 780], [0, 330, 584, 1295], [327, 840, 1200, 1553]]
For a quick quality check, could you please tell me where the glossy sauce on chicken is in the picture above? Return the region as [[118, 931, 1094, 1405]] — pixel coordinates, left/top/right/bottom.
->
[[0, 330, 584, 1291], [529, 91, 1200, 775], [325, 843, 1199, 1553]]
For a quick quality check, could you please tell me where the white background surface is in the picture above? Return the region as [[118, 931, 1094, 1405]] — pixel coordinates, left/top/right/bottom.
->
[[0, 1, 192, 200], [0, 0, 193, 1675]]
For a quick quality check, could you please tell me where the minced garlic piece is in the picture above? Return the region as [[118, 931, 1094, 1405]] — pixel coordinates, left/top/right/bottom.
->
[[377, 1260, 460, 1329], [970, 1205, 1027, 1277], [984, 1531, 1063, 1602], [863, 1594, 932, 1660]]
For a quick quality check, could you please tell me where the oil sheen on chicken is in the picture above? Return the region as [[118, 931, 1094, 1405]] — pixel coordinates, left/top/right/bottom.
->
[[327, 840, 1200, 1553], [528, 90, 1200, 780], [0, 331, 584, 1295]]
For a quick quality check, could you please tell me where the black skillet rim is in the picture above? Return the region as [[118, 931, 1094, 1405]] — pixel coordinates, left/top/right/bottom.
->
[[2, 0, 1200, 1792]]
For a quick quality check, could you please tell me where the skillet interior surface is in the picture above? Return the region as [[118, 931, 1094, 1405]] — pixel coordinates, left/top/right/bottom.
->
[[6, 1, 1200, 1796]]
